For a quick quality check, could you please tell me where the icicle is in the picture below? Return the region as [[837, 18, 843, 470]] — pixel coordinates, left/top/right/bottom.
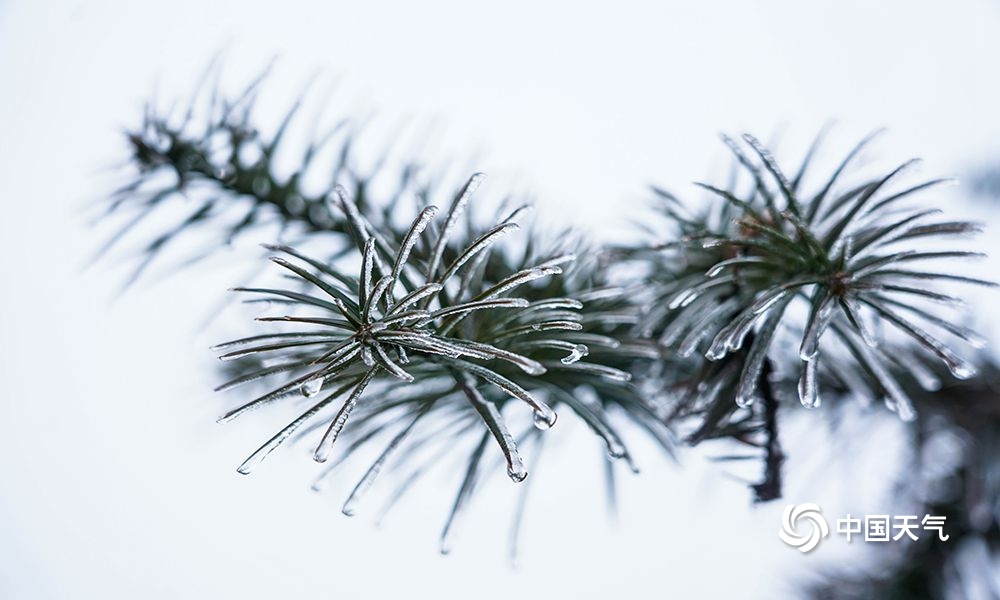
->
[[734, 301, 787, 408], [797, 358, 821, 408], [459, 373, 530, 483], [799, 295, 835, 361], [313, 369, 377, 463]]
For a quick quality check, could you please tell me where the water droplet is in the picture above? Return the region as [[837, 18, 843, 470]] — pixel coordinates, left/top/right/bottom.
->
[[896, 398, 917, 422], [507, 465, 528, 483], [947, 358, 977, 380], [301, 376, 324, 398], [735, 390, 755, 408], [532, 409, 557, 430], [607, 440, 627, 459]]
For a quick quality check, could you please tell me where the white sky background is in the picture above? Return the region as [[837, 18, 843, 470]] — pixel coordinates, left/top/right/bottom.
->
[[2, 1, 1000, 598]]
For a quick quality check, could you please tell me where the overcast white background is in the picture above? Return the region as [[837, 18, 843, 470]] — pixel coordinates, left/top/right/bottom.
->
[[2, 1, 1000, 598]]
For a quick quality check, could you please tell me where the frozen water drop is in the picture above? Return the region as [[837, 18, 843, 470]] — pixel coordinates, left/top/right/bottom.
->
[[507, 465, 528, 483], [896, 399, 917, 422], [532, 409, 557, 430], [607, 440, 627, 460], [301, 376, 324, 398], [947, 358, 977, 380], [735, 390, 755, 408]]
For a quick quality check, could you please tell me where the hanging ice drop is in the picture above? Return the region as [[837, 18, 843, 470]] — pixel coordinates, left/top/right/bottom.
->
[[506, 464, 528, 483], [532, 409, 557, 430], [797, 358, 821, 408], [301, 376, 324, 398]]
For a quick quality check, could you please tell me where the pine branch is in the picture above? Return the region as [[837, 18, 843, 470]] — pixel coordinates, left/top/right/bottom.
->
[[100, 67, 996, 560], [100, 70, 674, 551], [628, 130, 993, 500]]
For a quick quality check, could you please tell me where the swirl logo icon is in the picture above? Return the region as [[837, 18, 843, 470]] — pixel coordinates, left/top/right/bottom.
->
[[779, 503, 829, 553]]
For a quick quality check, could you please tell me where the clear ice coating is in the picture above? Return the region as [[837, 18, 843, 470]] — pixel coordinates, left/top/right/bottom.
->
[[799, 296, 835, 361], [361, 345, 375, 366], [798, 358, 821, 408], [705, 333, 731, 361], [560, 344, 588, 365], [301, 376, 324, 398]]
